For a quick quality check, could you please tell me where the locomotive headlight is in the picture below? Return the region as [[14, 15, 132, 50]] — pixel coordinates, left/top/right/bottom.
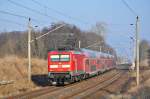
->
[[50, 65, 58, 68], [62, 65, 70, 68]]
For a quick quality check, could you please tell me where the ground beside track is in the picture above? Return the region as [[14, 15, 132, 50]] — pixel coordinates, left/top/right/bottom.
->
[[96, 69, 150, 99], [33, 69, 150, 99], [3, 66, 150, 99]]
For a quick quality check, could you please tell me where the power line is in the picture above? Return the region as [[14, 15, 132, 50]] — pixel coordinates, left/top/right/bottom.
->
[[0, 10, 28, 19], [0, 18, 25, 27], [107, 23, 134, 26], [121, 0, 138, 16], [31, 0, 89, 25], [0, 10, 44, 24], [7, 0, 59, 21], [30, 23, 66, 42], [84, 42, 102, 48]]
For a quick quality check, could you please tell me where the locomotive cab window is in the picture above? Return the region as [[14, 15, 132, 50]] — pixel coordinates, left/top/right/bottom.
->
[[50, 55, 70, 62], [60, 55, 70, 61], [50, 55, 59, 61]]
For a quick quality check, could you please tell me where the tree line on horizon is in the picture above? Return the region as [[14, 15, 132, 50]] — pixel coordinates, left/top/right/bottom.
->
[[0, 22, 116, 59]]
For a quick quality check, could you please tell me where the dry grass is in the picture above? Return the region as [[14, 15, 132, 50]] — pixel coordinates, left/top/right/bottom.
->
[[0, 56, 47, 97]]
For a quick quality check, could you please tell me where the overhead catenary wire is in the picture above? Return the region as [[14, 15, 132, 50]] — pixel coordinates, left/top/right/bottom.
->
[[31, 0, 89, 25], [0, 18, 26, 27], [7, 0, 59, 21], [30, 23, 66, 43], [0, 10, 28, 19], [0, 10, 44, 24], [121, 0, 138, 16], [107, 23, 134, 26], [115, 46, 131, 61], [84, 41, 103, 49]]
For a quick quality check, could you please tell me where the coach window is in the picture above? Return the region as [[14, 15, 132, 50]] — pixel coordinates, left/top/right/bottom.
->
[[97, 60, 100, 64], [85, 59, 89, 65]]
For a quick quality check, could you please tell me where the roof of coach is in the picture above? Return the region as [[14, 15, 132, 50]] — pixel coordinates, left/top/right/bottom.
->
[[48, 48, 114, 58], [80, 48, 114, 58]]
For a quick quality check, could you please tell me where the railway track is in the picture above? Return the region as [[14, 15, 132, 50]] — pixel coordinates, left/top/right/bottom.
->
[[6, 69, 123, 99], [34, 69, 122, 99], [64, 71, 123, 99], [5, 69, 150, 99], [89, 70, 150, 99], [87, 71, 129, 99]]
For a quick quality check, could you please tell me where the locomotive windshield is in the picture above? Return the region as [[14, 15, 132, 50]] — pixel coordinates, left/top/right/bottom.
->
[[60, 55, 70, 61], [50, 55, 70, 62], [50, 55, 59, 61]]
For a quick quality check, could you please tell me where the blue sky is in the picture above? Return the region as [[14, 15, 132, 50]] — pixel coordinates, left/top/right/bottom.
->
[[0, 0, 150, 60]]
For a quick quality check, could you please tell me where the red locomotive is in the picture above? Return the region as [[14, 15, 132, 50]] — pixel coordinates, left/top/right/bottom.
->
[[48, 48, 116, 85]]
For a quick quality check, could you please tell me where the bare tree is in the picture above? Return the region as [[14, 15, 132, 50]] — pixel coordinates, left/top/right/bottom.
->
[[0, 21, 116, 59], [139, 40, 150, 66], [91, 22, 107, 40]]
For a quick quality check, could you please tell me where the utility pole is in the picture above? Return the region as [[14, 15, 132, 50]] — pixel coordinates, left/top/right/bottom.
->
[[136, 16, 140, 86], [79, 40, 81, 48], [133, 38, 136, 70], [99, 46, 101, 52], [130, 36, 135, 70], [33, 30, 39, 57], [28, 18, 32, 83]]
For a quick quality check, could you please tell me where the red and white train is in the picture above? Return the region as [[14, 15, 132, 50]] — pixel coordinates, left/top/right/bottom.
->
[[48, 48, 116, 85]]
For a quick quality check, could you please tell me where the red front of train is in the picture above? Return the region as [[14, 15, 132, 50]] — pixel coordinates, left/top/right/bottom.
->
[[48, 49, 116, 85]]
